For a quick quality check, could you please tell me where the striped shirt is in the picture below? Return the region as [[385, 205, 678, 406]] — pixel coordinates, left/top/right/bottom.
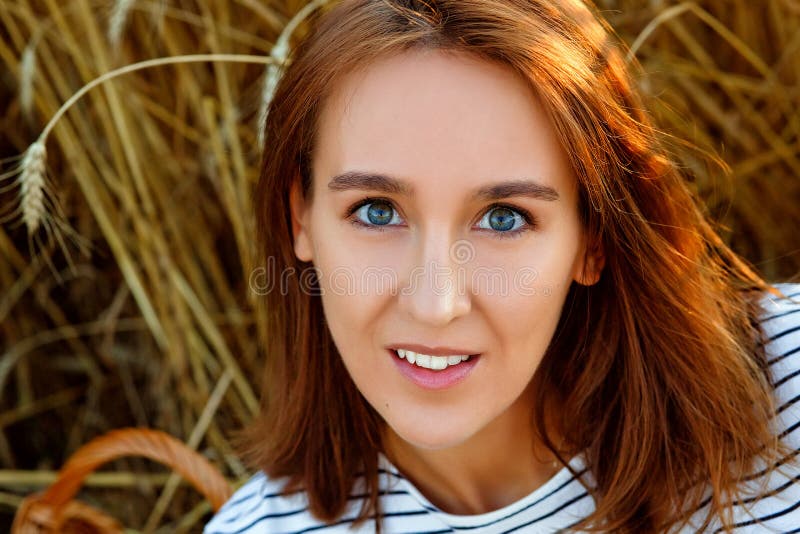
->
[[205, 283, 800, 533]]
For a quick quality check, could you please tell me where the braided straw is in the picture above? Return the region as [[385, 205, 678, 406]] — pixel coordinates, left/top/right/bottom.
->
[[11, 427, 233, 533]]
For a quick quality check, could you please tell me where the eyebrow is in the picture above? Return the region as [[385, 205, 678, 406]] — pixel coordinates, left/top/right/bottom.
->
[[327, 171, 560, 202]]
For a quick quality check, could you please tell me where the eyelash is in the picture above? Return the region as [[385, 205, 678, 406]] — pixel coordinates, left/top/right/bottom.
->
[[344, 196, 537, 239]]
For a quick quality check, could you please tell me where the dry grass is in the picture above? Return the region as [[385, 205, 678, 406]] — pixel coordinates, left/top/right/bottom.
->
[[0, 0, 798, 531]]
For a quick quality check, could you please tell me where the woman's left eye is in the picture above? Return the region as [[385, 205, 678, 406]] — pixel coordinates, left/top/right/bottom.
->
[[475, 205, 532, 238], [346, 198, 535, 238]]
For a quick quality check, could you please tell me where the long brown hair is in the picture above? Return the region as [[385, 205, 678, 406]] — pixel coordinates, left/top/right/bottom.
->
[[239, 0, 792, 531]]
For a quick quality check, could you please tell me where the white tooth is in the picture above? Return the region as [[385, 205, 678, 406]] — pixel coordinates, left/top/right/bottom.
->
[[397, 350, 471, 370], [429, 356, 448, 370]]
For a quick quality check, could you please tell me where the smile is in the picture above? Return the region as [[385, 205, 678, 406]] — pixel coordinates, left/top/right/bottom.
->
[[395, 349, 471, 370], [389, 348, 481, 390]]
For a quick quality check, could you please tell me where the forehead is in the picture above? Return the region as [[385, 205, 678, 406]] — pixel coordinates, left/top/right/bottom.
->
[[312, 48, 574, 198]]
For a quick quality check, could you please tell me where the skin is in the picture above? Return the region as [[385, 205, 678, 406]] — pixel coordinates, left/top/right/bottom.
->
[[289, 48, 604, 515]]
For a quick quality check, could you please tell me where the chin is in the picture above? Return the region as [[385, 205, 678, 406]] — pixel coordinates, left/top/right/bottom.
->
[[388, 416, 480, 451]]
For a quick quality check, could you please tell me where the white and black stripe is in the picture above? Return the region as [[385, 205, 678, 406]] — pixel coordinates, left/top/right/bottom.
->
[[205, 283, 800, 533]]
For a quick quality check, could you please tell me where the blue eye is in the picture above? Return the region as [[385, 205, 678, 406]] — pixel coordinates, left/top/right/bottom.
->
[[349, 198, 404, 229], [345, 198, 534, 238], [476, 205, 532, 238], [478, 206, 520, 232]]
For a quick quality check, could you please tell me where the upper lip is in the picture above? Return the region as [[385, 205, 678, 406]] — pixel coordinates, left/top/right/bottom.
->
[[387, 343, 481, 356]]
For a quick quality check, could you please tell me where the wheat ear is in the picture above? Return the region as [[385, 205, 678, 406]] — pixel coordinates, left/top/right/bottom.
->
[[108, 0, 135, 48], [20, 42, 37, 121], [18, 141, 46, 236], [5, 53, 275, 244], [257, 0, 331, 150]]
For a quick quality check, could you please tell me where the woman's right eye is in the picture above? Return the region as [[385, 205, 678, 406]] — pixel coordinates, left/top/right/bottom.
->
[[347, 198, 405, 230]]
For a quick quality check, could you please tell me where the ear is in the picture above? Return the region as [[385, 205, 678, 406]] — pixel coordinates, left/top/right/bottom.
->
[[289, 179, 314, 263], [573, 236, 605, 286]]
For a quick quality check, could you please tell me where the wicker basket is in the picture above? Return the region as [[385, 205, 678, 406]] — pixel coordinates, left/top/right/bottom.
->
[[11, 427, 233, 533]]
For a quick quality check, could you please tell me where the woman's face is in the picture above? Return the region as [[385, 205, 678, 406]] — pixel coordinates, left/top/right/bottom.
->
[[290, 48, 603, 450]]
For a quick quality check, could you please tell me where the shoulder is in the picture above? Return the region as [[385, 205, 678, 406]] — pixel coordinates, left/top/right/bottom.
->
[[203, 471, 318, 534], [758, 282, 800, 352], [759, 282, 800, 402], [759, 282, 800, 466], [203, 463, 429, 534], [684, 282, 800, 532], [758, 282, 800, 466]]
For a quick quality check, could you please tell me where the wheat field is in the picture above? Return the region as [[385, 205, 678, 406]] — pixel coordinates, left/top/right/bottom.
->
[[0, 0, 799, 531]]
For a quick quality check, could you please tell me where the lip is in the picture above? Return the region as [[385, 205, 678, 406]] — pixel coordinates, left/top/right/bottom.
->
[[388, 348, 480, 390], [386, 343, 481, 357]]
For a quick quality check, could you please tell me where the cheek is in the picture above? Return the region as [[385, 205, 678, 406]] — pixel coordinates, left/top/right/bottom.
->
[[472, 234, 581, 351], [316, 239, 403, 304], [475, 233, 581, 297], [314, 218, 411, 298], [313, 232, 397, 362], [316, 283, 384, 393], [521, 221, 584, 288], [477, 284, 562, 365]]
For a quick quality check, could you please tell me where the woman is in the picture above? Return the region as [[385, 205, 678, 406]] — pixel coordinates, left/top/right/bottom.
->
[[205, 0, 800, 532]]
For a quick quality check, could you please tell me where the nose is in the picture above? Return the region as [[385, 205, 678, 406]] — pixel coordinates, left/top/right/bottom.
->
[[397, 234, 472, 327]]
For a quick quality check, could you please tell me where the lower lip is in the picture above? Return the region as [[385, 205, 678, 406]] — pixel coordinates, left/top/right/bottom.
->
[[388, 349, 480, 390]]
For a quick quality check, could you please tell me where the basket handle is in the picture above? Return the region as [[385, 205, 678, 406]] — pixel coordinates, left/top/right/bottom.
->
[[12, 427, 233, 533]]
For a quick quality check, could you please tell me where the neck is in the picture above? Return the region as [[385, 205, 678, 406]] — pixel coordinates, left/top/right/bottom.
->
[[381, 383, 565, 515]]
